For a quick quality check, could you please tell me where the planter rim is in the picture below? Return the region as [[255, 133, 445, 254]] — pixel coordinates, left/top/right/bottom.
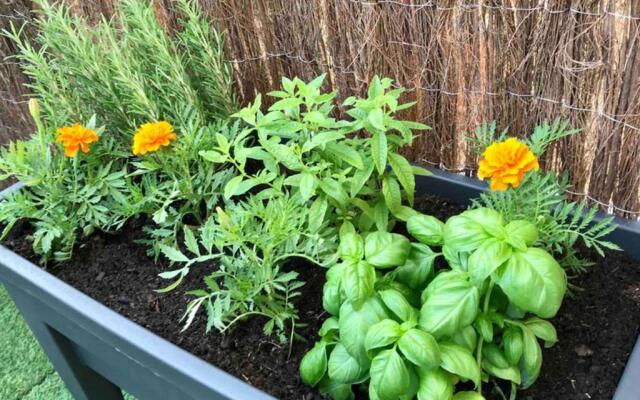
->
[[1, 169, 639, 399]]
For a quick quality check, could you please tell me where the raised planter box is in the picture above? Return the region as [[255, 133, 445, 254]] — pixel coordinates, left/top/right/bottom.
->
[[1, 168, 638, 400]]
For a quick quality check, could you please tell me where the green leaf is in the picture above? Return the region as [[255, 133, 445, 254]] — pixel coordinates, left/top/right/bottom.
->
[[339, 297, 388, 365], [299, 172, 316, 201], [417, 369, 453, 400], [493, 248, 566, 318], [525, 318, 558, 346], [380, 289, 417, 322], [343, 261, 376, 307], [350, 159, 375, 197], [328, 343, 367, 384], [318, 376, 354, 400], [269, 97, 303, 111], [369, 349, 411, 400], [419, 271, 479, 338], [481, 343, 521, 384], [382, 175, 402, 213], [160, 245, 190, 263], [368, 108, 385, 131], [439, 342, 481, 387], [451, 325, 477, 353], [503, 326, 524, 365], [364, 232, 411, 268], [388, 153, 415, 204], [395, 243, 437, 290], [304, 110, 328, 125], [308, 196, 328, 232], [300, 342, 327, 386], [407, 214, 445, 245], [223, 175, 243, 200], [505, 220, 538, 250], [338, 232, 364, 261], [467, 238, 512, 284], [412, 165, 432, 176], [364, 319, 403, 352], [371, 131, 388, 174], [398, 329, 440, 369], [318, 177, 350, 209], [325, 142, 364, 170], [199, 150, 227, 163], [307, 130, 345, 150], [443, 213, 492, 253], [323, 279, 342, 316], [183, 226, 199, 256], [475, 313, 493, 342], [520, 325, 542, 388], [373, 199, 390, 232]]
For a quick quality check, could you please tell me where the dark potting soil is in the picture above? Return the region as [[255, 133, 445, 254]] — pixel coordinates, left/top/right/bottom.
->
[[3, 195, 640, 400]]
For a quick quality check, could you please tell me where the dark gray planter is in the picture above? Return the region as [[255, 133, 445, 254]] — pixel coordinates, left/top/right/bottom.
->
[[0, 168, 638, 400]]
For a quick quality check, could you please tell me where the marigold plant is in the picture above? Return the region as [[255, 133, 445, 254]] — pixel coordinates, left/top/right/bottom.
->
[[132, 121, 177, 155], [477, 137, 539, 191], [56, 123, 99, 157]]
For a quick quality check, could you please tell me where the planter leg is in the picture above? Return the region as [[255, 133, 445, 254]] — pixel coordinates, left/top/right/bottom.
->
[[5, 284, 124, 400]]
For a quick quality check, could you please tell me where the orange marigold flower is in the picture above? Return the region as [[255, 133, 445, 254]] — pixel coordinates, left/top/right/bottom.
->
[[132, 121, 177, 155], [56, 123, 99, 157], [478, 137, 540, 191]]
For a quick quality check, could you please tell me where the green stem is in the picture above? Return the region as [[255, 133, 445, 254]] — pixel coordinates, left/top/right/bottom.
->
[[273, 252, 324, 267]]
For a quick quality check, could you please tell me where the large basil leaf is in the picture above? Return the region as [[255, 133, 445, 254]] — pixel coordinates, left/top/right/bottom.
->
[[439, 342, 481, 387], [369, 349, 412, 400], [481, 343, 521, 384], [505, 220, 538, 250], [419, 271, 479, 338], [395, 243, 437, 290], [328, 343, 367, 384], [443, 214, 490, 253], [342, 261, 376, 307], [380, 289, 417, 322], [299, 341, 327, 386], [339, 297, 388, 366], [364, 319, 403, 352], [467, 238, 512, 284], [520, 325, 542, 389], [364, 232, 411, 268], [417, 368, 453, 400], [323, 279, 341, 315], [463, 208, 505, 237], [407, 214, 445, 245], [398, 328, 441, 369], [338, 233, 364, 262], [493, 248, 566, 318]]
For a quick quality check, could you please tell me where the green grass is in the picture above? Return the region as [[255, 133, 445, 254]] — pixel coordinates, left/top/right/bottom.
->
[[0, 285, 134, 399]]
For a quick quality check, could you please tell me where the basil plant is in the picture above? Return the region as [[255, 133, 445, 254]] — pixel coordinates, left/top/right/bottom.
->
[[300, 208, 567, 400]]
